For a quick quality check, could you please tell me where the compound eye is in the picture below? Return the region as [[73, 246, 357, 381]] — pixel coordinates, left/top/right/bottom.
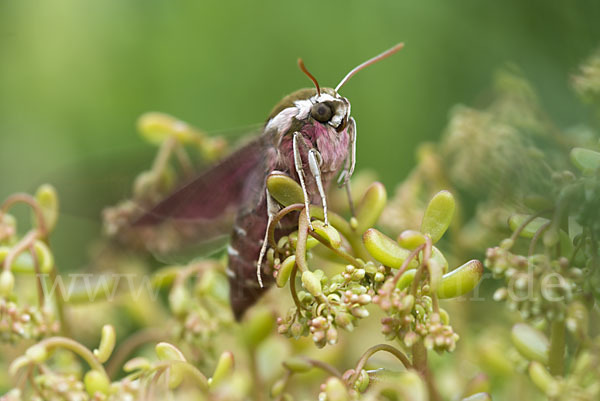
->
[[310, 102, 333, 123]]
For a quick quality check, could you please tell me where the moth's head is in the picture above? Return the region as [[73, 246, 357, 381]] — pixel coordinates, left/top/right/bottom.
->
[[267, 87, 350, 132], [265, 43, 404, 136]]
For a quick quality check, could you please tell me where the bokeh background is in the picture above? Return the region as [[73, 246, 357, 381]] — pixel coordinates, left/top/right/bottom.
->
[[1, 0, 599, 268]]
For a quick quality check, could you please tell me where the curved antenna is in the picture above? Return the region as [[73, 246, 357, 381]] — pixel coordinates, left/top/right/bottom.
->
[[298, 58, 321, 96], [335, 42, 404, 92]]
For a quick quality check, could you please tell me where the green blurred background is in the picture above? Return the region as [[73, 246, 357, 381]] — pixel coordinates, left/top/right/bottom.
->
[[0, 0, 599, 269]]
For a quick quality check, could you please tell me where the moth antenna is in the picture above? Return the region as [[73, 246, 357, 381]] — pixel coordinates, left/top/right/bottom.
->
[[335, 42, 405, 92], [298, 58, 321, 96]]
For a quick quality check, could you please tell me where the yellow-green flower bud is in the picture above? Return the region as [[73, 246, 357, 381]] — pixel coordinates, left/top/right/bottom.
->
[[395, 370, 428, 401], [93, 325, 116, 363], [302, 271, 323, 297], [0, 270, 15, 296], [169, 285, 190, 316], [137, 112, 197, 145], [289, 231, 319, 250], [311, 220, 342, 248], [396, 269, 416, 289], [325, 377, 350, 401], [156, 342, 187, 389], [508, 214, 551, 238], [242, 307, 275, 349], [210, 351, 234, 388], [354, 369, 370, 392], [156, 342, 187, 362], [355, 182, 387, 233], [123, 357, 152, 372], [528, 362, 559, 397], [276, 255, 296, 288], [35, 184, 59, 233], [25, 344, 48, 363], [33, 241, 55, 274], [267, 173, 305, 207], [511, 323, 549, 364], [436, 260, 483, 299], [420, 190, 455, 243], [363, 229, 417, 269], [84, 370, 110, 396], [283, 357, 313, 373], [397, 230, 426, 250], [570, 147, 600, 175], [271, 378, 286, 397]]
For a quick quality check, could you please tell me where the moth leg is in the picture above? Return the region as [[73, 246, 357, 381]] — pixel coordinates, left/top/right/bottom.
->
[[256, 187, 280, 288], [337, 117, 357, 216], [293, 132, 314, 230], [337, 117, 357, 186], [308, 149, 329, 226]]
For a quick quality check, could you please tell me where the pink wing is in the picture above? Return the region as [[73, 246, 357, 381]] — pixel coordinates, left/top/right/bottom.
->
[[136, 138, 264, 225], [106, 137, 267, 262]]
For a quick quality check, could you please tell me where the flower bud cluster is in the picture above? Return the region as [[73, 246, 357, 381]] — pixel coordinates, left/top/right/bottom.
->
[[167, 269, 232, 363], [374, 279, 458, 353], [0, 300, 58, 342], [277, 264, 380, 348], [528, 344, 600, 401], [27, 371, 88, 401], [486, 245, 582, 322]]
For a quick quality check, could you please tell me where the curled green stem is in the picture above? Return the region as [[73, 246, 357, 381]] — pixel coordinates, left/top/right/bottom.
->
[[309, 231, 363, 268], [106, 327, 168, 379], [529, 220, 551, 257], [153, 360, 209, 391], [412, 340, 440, 401], [37, 337, 108, 378], [174, 143, 194, 178], [28, 244, 45, 308], [274, 370, 292, 401], [0, 193, 48, 238], [305, 358, 343, 378], [509, 208, 553, 245], [295, 210, 310, 274], [350, 344, 411, 384], [289, 265, 307, 312], [151, 135, 177, 177], [3, 229, 40, 272]]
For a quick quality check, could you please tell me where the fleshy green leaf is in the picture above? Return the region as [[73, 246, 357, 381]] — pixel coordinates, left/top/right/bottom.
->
[[363, 229, 417, 269], [511, 323, 549, 364], [420, 190, 455, 243], [437, 260, 483, 299]]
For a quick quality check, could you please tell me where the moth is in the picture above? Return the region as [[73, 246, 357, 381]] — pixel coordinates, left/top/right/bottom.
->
[[137, 43, 404, 320]]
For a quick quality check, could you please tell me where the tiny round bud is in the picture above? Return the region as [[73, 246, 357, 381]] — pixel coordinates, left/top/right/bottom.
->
[[25, 344, 48, 363], [302, 271, 323, 297], [0, 270, 15, 297], [325, 377, 350, 401], [169, 285, 190, 316], [84, 370, 110, 396]]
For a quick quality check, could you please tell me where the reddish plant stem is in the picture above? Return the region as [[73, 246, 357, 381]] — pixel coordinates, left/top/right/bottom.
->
[[412, 340, 440, 401]]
